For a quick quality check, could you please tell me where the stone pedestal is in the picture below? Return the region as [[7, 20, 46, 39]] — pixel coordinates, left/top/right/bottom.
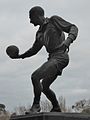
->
[[10, 112, 90, 120]]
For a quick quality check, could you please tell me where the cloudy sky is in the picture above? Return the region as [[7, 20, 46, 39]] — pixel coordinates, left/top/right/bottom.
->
[[0, 0, 90, 112]]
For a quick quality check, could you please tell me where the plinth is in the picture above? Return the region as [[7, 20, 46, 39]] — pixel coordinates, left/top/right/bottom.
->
[[10, 112, 90, 120]]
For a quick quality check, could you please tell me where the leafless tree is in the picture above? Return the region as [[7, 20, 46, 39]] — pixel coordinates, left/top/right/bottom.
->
[[72, 99, 90, 113]]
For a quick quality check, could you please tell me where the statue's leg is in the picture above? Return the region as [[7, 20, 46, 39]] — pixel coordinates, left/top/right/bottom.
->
[[42, 74, 61, 112], [42, 76, 59, 106], [29, 69, 42, 112], [30, 59, 61, 112], [31, 70, 42, 105], [40, 59, 61, 112]]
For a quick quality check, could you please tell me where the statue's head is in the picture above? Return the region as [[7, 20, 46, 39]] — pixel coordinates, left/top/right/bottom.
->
[[29, 6, 45, 26], [29, 6, 44, 17]]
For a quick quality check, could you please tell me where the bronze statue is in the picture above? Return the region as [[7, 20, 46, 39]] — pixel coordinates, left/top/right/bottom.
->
[[8, 6, 78, 113]]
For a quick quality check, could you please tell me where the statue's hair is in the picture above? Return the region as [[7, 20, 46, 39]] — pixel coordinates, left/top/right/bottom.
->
[[29, 6, 44, 17]]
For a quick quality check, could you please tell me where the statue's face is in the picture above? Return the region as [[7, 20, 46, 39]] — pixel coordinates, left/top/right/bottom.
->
[[29, 13, 40, 26]]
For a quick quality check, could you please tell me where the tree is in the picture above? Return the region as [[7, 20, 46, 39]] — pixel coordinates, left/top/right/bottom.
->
[[0, 104, 10, 120], [41, 100, 52, 112], [72, 99, 90, 114], [58, 96, 67, 112], [13, 106, 26, 115]]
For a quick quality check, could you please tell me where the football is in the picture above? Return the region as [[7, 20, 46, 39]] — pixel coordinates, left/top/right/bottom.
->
[[6, 45, 19, 58]]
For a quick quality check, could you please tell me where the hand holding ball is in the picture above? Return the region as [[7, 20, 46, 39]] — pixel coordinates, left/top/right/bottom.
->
[[6, 45, 19, 59]]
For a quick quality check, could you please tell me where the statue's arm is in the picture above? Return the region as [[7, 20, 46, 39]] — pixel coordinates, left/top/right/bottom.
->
[[50, 15, 78, 47], [19, 39, 43, 59]]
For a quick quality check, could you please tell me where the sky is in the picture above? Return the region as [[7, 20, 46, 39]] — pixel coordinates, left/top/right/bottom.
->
[[0, 0, 90, 112]]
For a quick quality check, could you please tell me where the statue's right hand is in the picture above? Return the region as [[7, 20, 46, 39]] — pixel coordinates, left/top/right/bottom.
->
[[18, 54, 25, 59]]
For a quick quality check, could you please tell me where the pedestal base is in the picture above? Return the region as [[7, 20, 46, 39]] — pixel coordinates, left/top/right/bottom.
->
[[10, 112, 90, 120]]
